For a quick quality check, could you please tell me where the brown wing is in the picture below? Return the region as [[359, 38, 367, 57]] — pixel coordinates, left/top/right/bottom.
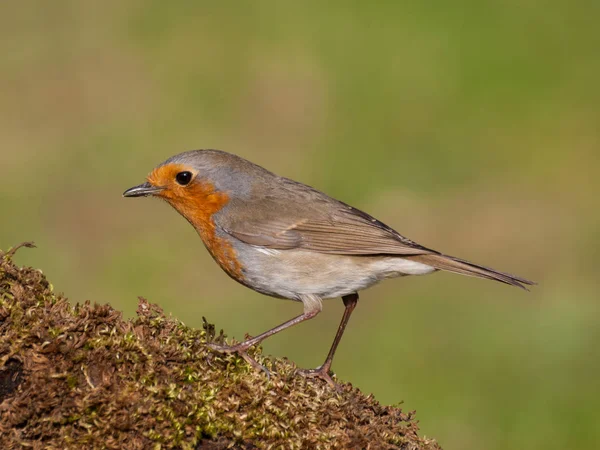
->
[[218, 177, 536, 290], [218, 179, 435, 256]]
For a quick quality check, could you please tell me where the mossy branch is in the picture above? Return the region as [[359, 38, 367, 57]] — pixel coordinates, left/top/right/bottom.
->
[[0, 243, 440, 450]]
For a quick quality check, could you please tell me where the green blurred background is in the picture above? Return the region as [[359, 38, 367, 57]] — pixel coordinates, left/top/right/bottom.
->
[[1, 2, 598, 449]]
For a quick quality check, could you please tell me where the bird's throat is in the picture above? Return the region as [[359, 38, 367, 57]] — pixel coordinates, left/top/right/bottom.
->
[[160, 183, 244, 280]]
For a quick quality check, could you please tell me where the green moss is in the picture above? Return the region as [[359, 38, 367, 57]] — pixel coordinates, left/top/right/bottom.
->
[[0, 243, 440, 449]]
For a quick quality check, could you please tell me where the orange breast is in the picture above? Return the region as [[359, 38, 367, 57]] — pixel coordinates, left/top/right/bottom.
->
[[148, 165, 244, 281]]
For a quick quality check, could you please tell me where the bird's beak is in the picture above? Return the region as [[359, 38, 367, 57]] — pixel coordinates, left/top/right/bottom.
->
[[122, 182, 164, 198]]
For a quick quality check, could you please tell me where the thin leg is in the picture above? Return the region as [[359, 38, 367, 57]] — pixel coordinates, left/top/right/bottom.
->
[[208, 298, 322, 374], [298, 293, 359, 386]]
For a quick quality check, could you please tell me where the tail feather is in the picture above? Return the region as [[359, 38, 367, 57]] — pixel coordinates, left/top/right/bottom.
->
[[406, 254, 536, 290]]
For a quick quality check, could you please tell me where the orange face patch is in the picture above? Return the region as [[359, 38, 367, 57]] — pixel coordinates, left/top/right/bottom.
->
[[147, 163, 244, 280]]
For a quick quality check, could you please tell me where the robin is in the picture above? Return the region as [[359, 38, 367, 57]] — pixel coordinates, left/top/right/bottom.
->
[[123, 149, 534, 385]]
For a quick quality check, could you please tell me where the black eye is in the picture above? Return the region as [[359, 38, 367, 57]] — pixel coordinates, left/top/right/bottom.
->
[[175, 171, 193, 186]]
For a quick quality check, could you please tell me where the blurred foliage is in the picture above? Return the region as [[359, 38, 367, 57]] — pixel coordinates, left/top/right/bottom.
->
[[0, 2, 598, 449]]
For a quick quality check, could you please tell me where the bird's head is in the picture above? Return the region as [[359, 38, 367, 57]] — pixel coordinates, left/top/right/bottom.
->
[[123, 149, 258, 226]]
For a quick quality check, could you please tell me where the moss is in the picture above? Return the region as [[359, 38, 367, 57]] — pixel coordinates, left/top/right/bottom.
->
[[0, 243, 441, 449]]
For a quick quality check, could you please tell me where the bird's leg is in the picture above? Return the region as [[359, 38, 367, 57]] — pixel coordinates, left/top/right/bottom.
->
[[207, 297, 322, 375], [297, 293, 358, 387]]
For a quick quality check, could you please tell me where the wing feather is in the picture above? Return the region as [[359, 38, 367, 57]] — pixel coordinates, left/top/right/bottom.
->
[[220, 191, 433, 256]]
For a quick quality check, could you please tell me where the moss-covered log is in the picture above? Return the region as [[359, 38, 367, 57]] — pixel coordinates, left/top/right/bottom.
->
[[0, 243, 440, 449]]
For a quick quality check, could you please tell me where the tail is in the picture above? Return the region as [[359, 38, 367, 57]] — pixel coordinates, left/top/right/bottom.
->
[[406, 253, 536, 290]]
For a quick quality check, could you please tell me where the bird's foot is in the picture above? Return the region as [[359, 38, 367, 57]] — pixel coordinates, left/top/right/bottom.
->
[[296, 364, 338, 389], [207, 342, 270, 378]]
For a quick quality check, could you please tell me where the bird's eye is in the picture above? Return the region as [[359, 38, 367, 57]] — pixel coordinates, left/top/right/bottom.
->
[[175, 171, 193, 186]]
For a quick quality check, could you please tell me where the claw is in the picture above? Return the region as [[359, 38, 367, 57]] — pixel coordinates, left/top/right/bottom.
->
[[296, 365, 340, 389], [207, 342, 270, 378]]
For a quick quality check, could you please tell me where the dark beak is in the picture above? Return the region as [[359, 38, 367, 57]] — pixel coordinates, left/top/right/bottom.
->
[[122, 182, 164, 198]]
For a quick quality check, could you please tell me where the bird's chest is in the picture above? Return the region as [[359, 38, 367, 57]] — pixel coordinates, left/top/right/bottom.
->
[[191, 219, 245, 281]]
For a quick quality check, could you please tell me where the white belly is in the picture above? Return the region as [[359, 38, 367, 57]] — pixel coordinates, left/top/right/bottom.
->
[[240, 247, 435, 300]]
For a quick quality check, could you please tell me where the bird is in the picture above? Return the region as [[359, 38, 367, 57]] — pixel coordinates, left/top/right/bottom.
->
[[123, 149, 535, 385]]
